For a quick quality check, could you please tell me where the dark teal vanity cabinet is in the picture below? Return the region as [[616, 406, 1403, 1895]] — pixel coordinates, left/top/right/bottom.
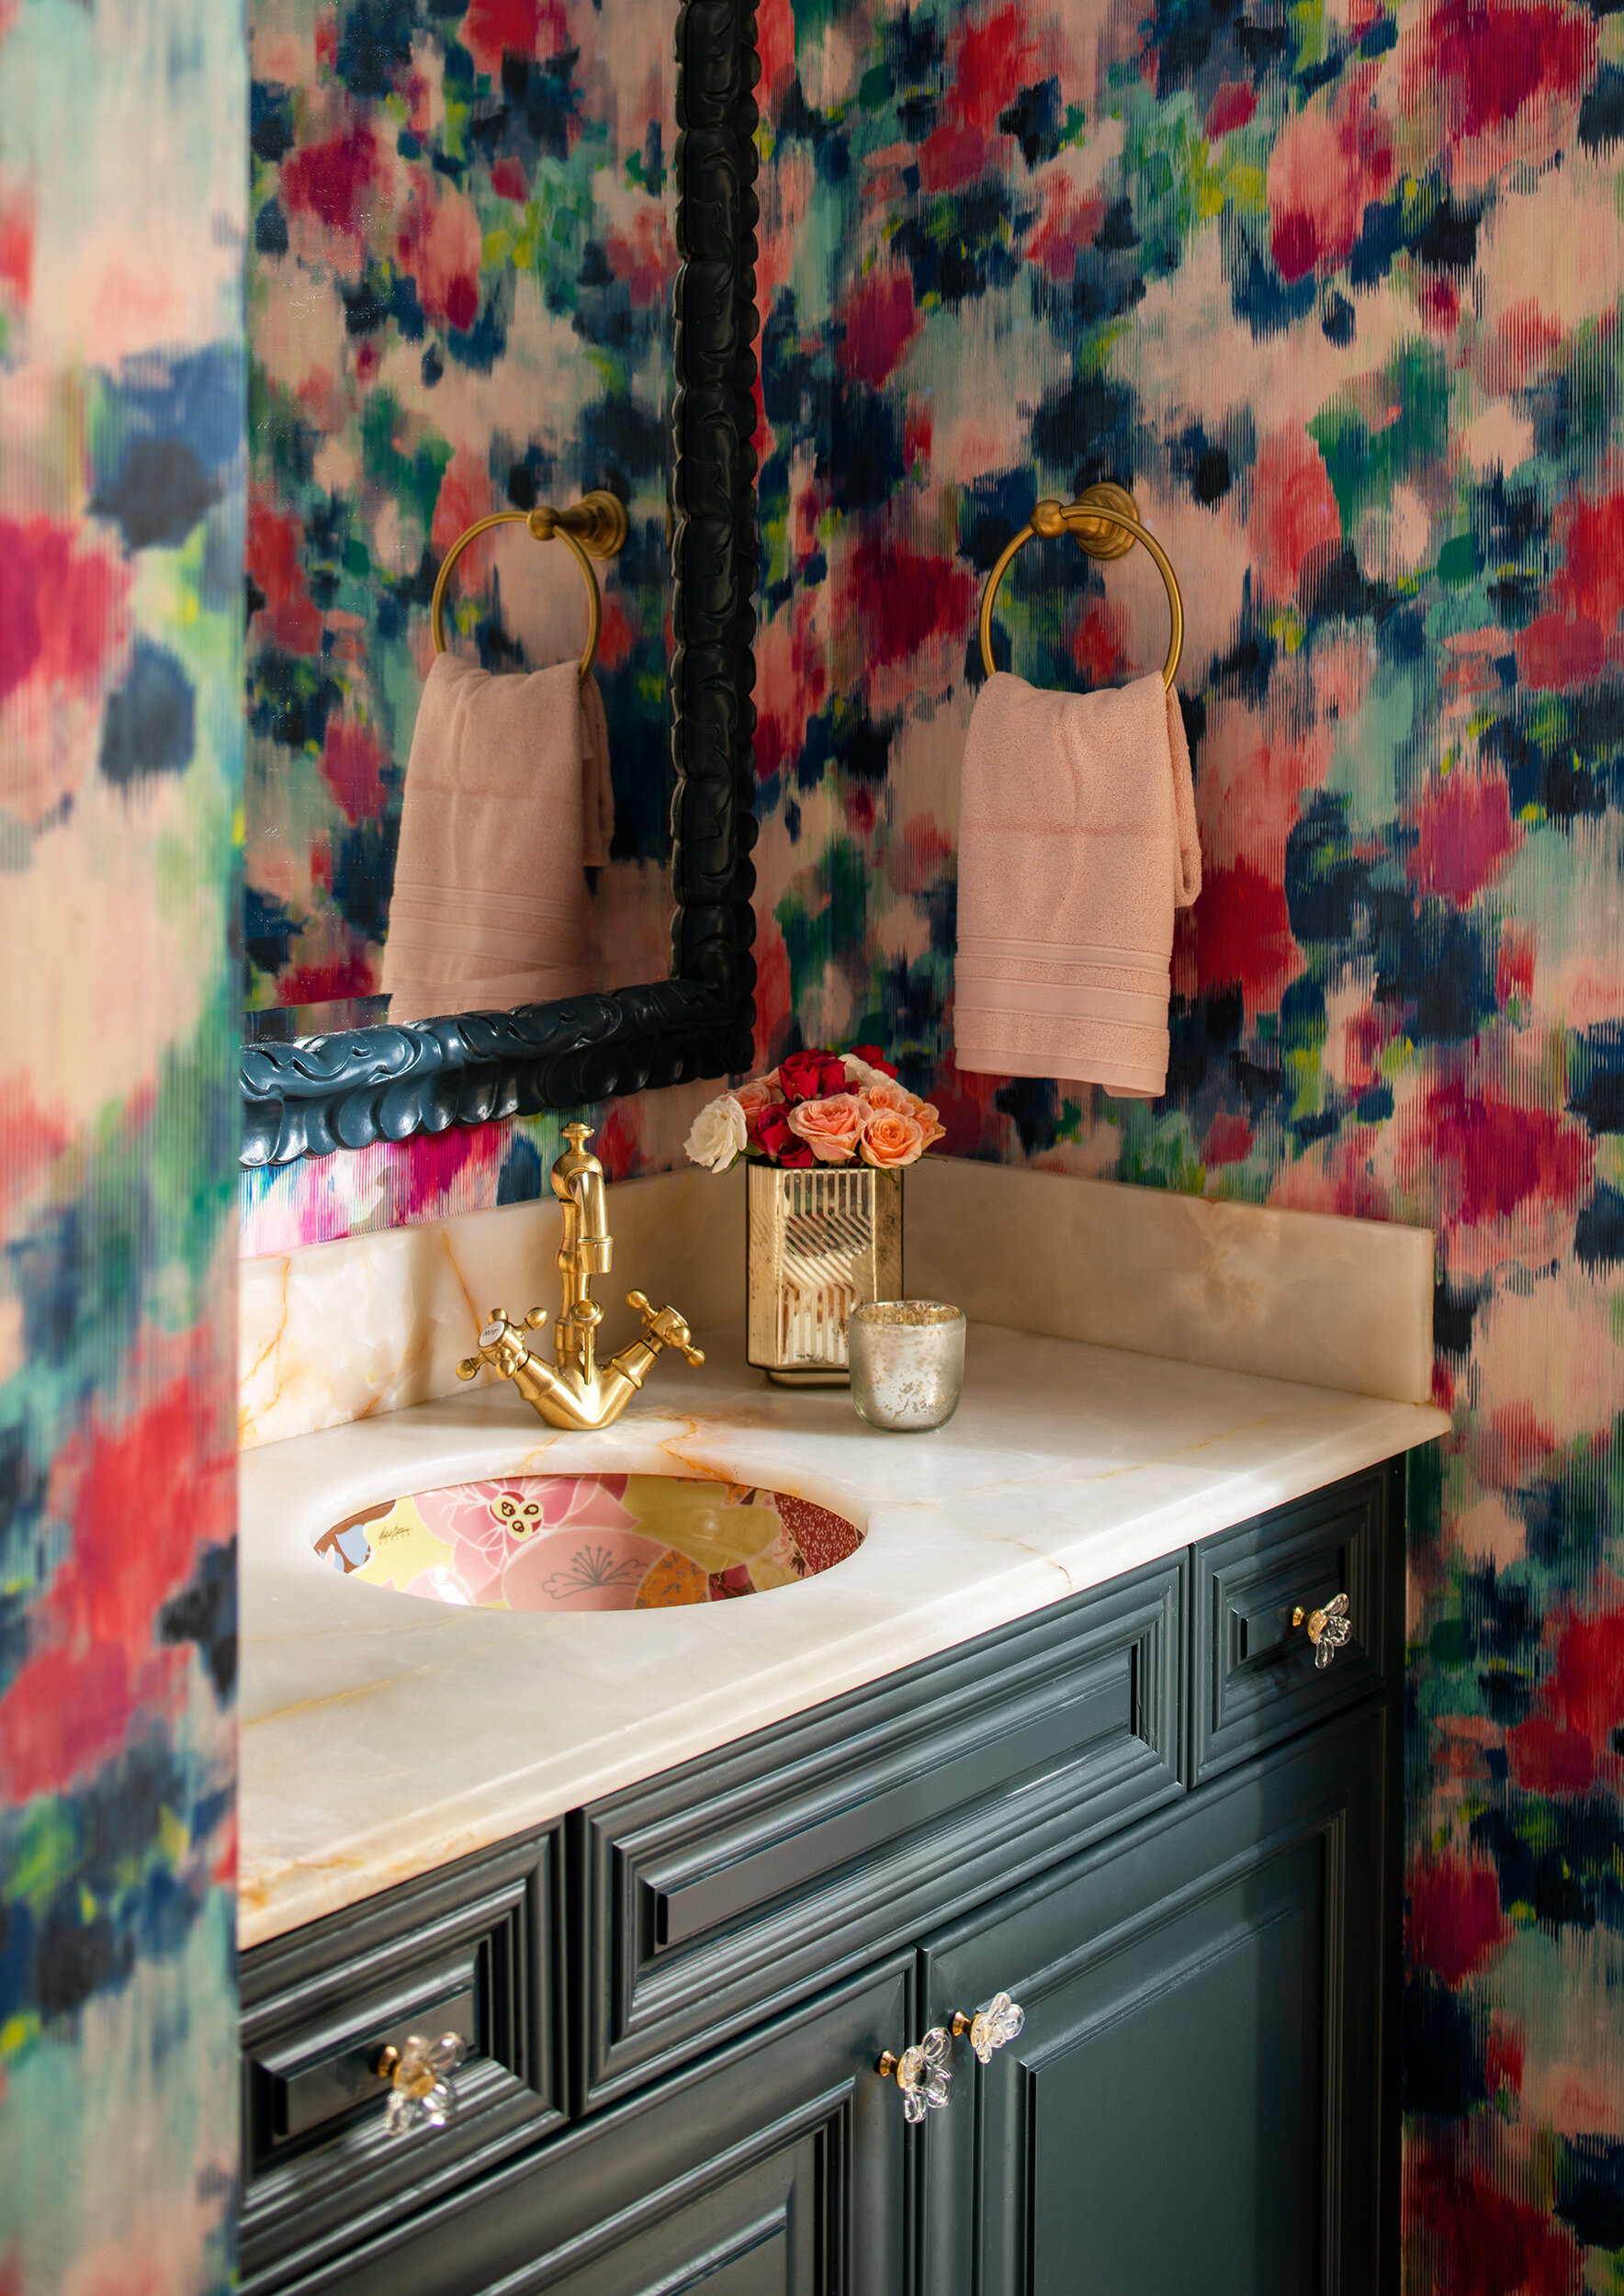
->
[[240, 1459, 1405, 2295]]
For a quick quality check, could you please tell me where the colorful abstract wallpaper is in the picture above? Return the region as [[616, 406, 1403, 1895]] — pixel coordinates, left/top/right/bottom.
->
[[244, 0, 678, 1034], [750, 0, 1624, 2282], [245, 0, 1624, 2284], [0, 0, 245, 2290]]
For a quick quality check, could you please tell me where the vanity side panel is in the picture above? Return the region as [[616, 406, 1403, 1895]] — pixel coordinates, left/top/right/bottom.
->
[[240, 1825, 567, 2296], [575, 1554, 1187, 2111]]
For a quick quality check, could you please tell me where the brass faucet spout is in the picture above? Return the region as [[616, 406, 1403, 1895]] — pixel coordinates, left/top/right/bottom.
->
[[570, 1174, 612, 1271]]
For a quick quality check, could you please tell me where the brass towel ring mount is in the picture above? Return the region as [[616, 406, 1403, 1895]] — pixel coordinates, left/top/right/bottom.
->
[[430, 489, 629, 679], [977, 483, 1184, 692]]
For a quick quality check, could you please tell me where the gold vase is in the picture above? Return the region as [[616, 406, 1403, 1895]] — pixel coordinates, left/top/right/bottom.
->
[[746, 1163, 904, 1385]]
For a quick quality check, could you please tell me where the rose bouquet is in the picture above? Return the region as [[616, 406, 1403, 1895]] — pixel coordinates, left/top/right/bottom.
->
[[685, 1046, 946, 1175]]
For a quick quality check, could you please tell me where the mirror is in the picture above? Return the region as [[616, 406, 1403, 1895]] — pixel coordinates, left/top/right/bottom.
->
[[239, 0, 757, 1165]]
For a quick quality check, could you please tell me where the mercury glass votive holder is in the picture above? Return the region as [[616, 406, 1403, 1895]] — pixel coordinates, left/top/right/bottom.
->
[[848, 1300, 966, 1433]]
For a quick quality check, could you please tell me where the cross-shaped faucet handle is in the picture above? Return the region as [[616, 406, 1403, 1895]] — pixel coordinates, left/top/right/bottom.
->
[[626, 1290, 705, 1367]]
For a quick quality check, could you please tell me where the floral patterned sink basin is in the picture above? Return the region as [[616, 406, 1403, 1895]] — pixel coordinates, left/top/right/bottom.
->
[[315, 1474, 864, 1614]]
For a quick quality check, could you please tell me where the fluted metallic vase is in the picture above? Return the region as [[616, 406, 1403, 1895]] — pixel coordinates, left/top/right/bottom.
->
[[746, 1164, 904, 1385]]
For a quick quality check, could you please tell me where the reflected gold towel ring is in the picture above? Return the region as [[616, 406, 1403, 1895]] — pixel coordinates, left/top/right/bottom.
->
[[978, 484, 1184, 692], [430, 489, 629, 680]]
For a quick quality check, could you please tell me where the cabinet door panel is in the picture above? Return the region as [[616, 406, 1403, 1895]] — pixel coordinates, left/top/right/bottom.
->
[[922, 1705, 1387, 2296], [1023, 1839, 1323, 2294], [535, 2126, 824, 2296]]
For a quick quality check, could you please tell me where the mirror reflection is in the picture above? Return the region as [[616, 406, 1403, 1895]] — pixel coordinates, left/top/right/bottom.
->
[[243, 0, 676, 1041]]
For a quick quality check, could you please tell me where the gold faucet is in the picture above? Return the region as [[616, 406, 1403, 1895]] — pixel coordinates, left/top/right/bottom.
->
[[456, 1123, 704, 1431]]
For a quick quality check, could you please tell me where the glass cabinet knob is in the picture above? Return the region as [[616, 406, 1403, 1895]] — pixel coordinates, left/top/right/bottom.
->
[[952, 1991, 1026, 2065], [875, 2026, 953, 2122], [1292, 1591, 1352, 1669], [373, 2030, 466, 2135]]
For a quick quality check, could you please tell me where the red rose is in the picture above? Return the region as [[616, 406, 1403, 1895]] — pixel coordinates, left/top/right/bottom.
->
[[755, 1105, 797, 1161], [778, 1049, 849, 1102], [780, 1144, 816, 1167], [850, 1042, 899, 1078]]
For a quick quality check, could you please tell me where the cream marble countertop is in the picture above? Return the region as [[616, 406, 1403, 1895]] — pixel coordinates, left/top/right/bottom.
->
[[241, 1319, 1448, 1950]]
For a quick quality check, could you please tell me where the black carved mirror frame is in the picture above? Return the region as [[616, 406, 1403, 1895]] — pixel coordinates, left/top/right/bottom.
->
[[239, 0, 760, 1168]]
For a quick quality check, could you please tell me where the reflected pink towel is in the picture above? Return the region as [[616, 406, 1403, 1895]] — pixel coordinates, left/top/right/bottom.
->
[[953, 670, 1201, 1099], [381, 653, 615, 1024]]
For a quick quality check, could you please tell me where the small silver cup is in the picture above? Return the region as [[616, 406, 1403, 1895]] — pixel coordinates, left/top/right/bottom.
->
[[848, 1300, 965, 1433]]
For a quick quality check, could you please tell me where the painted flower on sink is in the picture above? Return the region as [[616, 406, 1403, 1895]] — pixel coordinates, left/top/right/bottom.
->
[[414, 1475, 637, 1603], [501, 1526, 670, 1612]]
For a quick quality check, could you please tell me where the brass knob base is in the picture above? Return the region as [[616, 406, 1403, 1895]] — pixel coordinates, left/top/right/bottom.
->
[[1032, 483, 1140, 562]]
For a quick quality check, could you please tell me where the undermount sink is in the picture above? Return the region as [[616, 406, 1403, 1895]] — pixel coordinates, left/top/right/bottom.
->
[[314, 1473, 864, 1614]]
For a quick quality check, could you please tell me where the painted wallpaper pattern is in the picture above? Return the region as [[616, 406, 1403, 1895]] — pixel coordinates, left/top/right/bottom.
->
[[0, 0, 244, 2289], [245, 0, 678, 1030], [243, 0, 1624, 2282], [746, 0, 1624, 2283]]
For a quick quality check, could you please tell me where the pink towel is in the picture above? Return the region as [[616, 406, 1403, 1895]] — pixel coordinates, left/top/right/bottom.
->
[[381, 653, 615, 1024], [953, 670, 1201, 1099]]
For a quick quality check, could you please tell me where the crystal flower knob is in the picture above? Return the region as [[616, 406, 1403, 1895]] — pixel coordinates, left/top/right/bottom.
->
[[875, 2026, 953, 2122], [374, 2031, 466, 2136], [1291, 1591, 1353, 1669], [953, 1991, 1026, 2065]]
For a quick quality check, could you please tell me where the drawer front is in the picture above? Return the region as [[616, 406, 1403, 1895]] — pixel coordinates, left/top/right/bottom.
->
[[264, 1958, 913, 2295], [577, 1555, 1185, 2110], [1191, 1460, 1400, 1784], [241, 1827, 565, 2294]]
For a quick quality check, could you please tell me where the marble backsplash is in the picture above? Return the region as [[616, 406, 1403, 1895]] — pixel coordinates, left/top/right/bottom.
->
[[241, 1162, 1435, 1449], [907, 1165, 1436, 1408], [241, 1165, 750, 1450]]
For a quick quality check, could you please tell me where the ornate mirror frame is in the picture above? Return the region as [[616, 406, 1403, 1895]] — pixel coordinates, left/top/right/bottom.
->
[[239, 0, 760, 1168]]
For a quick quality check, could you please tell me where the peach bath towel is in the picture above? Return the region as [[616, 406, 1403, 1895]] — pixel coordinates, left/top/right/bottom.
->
[[953, 670, 1201, 1099], [381, 653, 615, 1024]]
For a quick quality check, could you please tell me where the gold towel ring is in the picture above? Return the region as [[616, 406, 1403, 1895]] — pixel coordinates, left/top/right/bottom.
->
[[978, 484, 1184, 692], [430, 489, 629, 681]]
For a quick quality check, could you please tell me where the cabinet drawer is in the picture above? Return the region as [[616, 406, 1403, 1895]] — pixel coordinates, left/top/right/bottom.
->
[[241, 1827, 565, 2294], [257, 1957, 912, 2295], [576, 1555, 1185, 2109], [1191, 1461, 1400, 1784]]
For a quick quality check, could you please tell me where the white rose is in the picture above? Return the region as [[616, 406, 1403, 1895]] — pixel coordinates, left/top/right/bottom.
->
[[843, 1054, 887, 1090], [685, 1093, 749, 1173]]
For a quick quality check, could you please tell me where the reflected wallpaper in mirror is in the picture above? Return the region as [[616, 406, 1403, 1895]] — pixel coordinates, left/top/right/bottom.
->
[[244, 0, 676, 1041]]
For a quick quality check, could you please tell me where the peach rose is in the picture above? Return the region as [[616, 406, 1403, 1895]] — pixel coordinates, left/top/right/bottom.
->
[[862, 1078, 915, 1117], [785, 1092, 870, 1162], [860, 1109, 926, 1168], [735, 1075, 784, 1120], [865, 1078, 946, 1146]]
